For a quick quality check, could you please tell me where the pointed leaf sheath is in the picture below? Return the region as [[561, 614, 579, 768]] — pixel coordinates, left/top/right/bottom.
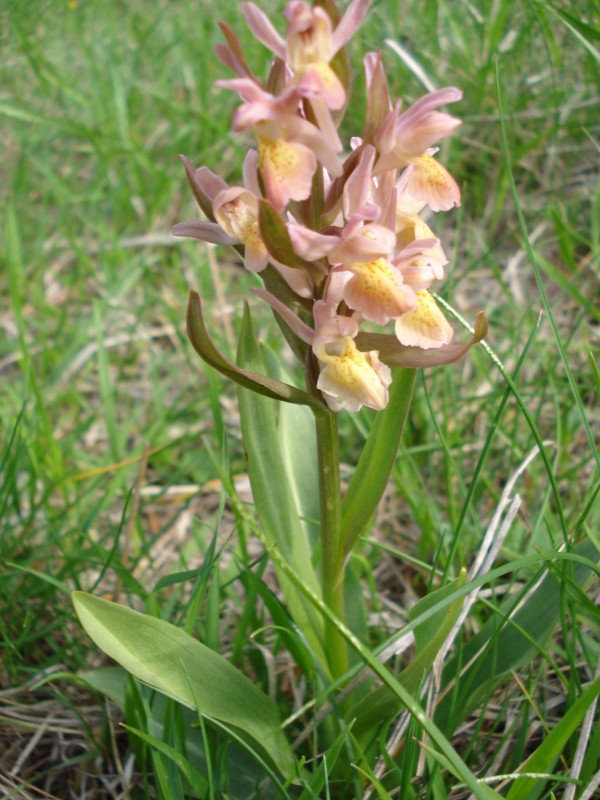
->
[[72, 592, 296, 777], [356, 311, 488, 368], [186, 291, 325, 410]]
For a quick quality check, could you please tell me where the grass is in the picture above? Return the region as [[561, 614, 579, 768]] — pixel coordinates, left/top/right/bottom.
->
[[1, 0, 599, 797]]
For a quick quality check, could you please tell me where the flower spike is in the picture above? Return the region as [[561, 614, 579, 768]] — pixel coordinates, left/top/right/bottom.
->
[[175, 0, 473, 416]]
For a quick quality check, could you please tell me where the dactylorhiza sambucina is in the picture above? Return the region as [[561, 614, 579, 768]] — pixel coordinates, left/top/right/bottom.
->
[[174, 0, 484, 414]]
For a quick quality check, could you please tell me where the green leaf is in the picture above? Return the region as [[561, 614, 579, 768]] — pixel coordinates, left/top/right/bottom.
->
[[236, 304, 328, 670], [350, 572, 467, 739], [341, 368, 416, 553], [411, 569, 467, 654], [72, 592, 296, 778], [297, 728, 350, 800], [541, 2, 600, 62], [278, 400, 320, 549], [506, 677, 600, 800], [186, 291, 324, 410], [241, 570, 316, 677]]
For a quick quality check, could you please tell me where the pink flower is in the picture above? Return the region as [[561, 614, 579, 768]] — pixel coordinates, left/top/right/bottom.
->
[[342, 144, 381, 222], [241, 0, 371, 109], [217, 78, 342, 210], [288, 217, 396, 265], [398, 149, 461, 213], [363, 51, 392, 143], [327, 235, 445, 325], [252, 291, 391, 412], [374, 88, 463, 211], [312, 301, 391, 412], [172, 152, 269, 272], [333, 259, 417, 325]]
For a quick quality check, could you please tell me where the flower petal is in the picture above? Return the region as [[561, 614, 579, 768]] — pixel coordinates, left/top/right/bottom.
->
[[313, 299, 359, 344], [171, 220, 237, 246], [343, 144, 378, 220], [241, 2, 286, 59], [298, 64, 346, 110], [404, 154, 461, 212], [331, 222, 395, 265], [394, 290, 453, 349], [315, 336, 391, 412], [331, 0, 372, 54], [363, 51, 391, 142], [213, 187, 258, 236], [341, 259, 417, 324], [216, 21, 253, 77], [252, 288, 314, 343], [178, 156, 218, 219], [271, 261, 314, 298], [242, 149, 262, 197], [288, 222, 339, 260], [286, 114, 343, 175], [258, 137, 317, 210]]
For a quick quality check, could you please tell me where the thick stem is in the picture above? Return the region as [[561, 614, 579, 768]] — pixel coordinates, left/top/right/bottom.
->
[[314, 408, 348, 680]]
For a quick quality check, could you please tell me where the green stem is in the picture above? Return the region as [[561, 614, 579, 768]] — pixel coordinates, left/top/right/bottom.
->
[[314, 408, 348, 680]]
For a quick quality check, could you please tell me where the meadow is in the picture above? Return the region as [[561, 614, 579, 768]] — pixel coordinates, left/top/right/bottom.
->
[[1, 0, 599, 798]]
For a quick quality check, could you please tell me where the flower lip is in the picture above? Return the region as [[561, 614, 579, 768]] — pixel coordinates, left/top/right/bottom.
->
[[314, 334, 392, 413]]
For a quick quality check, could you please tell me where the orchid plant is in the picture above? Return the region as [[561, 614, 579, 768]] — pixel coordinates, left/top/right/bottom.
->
[[74, 0, 489, 793]]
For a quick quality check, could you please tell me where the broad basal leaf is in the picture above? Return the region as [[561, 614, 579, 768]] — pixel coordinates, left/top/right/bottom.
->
[[72, 592, 296, 778]]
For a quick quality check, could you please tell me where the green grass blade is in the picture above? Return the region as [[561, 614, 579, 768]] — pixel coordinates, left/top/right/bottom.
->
[[257, 542, 504, 799], [444, 311, 541, 559], [496, 63, 600, 472], [436, 539, 599, 731], [506, 676, 600, 800], [123, 724, 208, 796], [350, 571, 467, 740], [93, 301, 121, 463], [541, 2, 600, 62], [436, 297, 569, 540], [284, 550, 600, 738]]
